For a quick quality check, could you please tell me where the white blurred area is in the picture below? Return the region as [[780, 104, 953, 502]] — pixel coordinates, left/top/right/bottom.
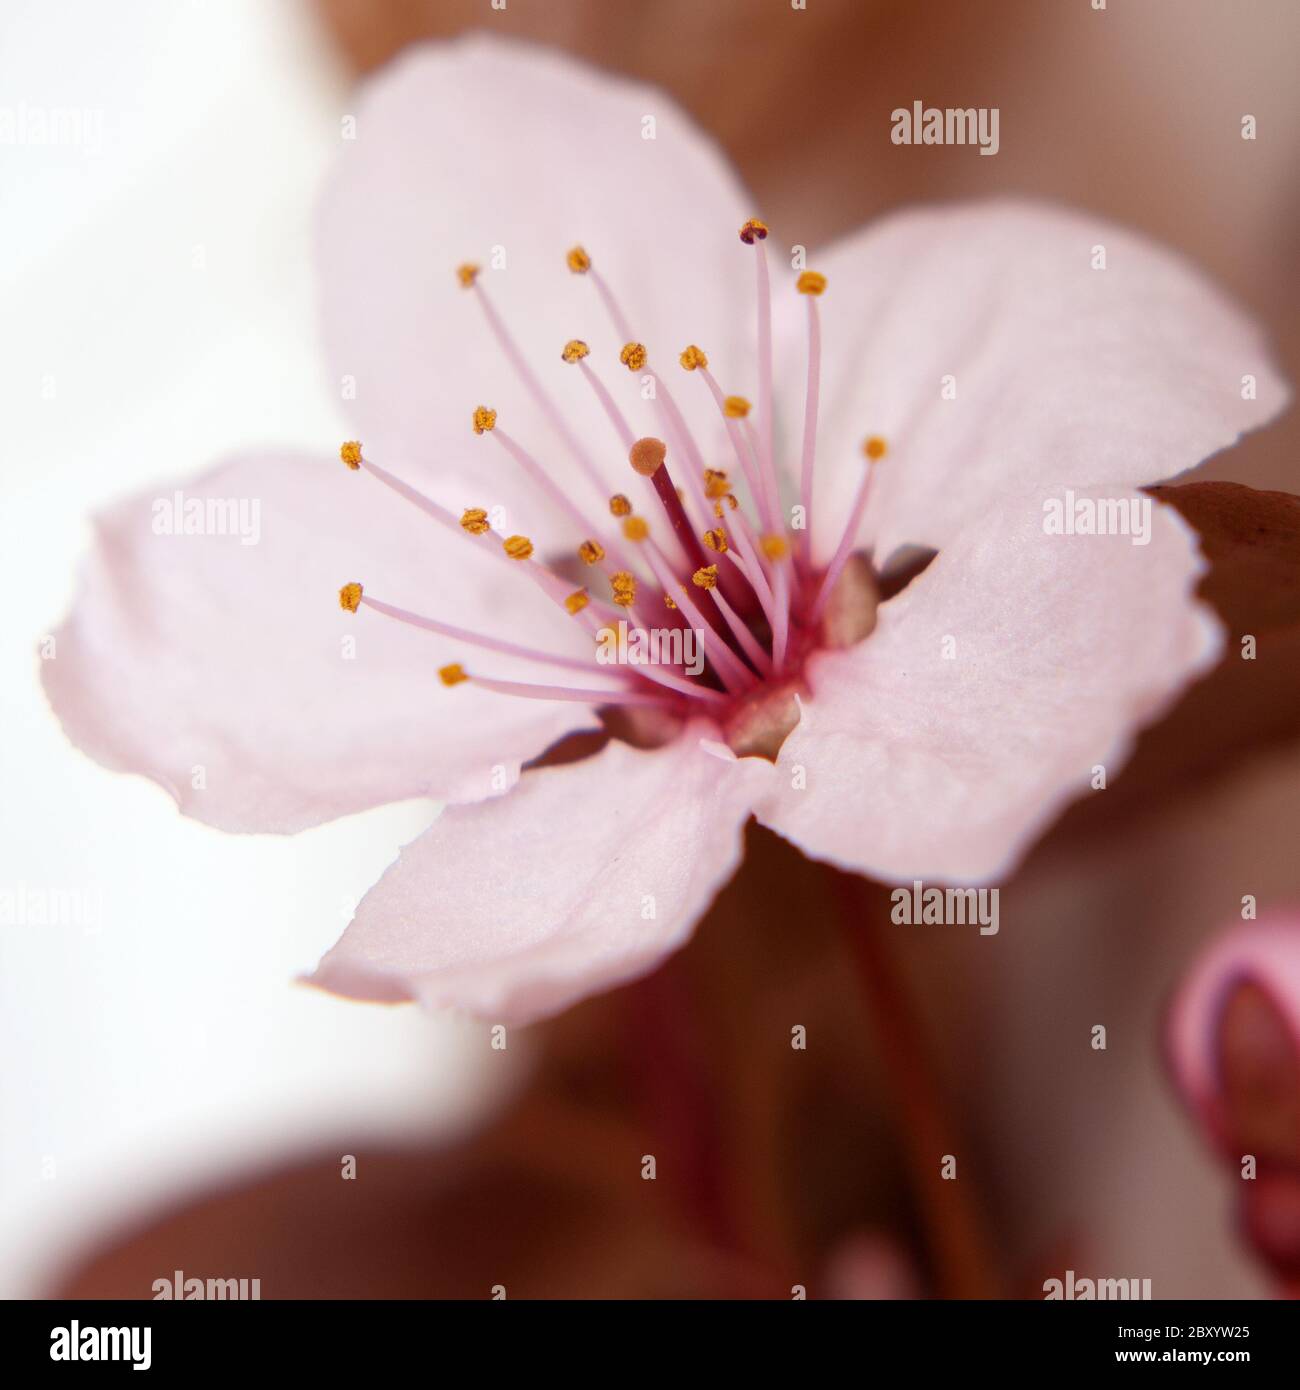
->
[[0, 0, 497, 1296]]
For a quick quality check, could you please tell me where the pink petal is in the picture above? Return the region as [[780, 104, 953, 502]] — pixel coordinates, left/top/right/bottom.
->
[[756, 489, 1221, 882], [778, 200, 1289, 562], [317, 36, 754, 510], [308, 730, 773, 1024], [42, 450, 598, 833], [1165, 914, 1300, 1155]]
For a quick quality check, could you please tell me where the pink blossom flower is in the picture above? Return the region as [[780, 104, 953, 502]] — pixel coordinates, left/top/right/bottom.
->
[[44, 38, 1287, 1024], [1165, 914, 1300, 1283]]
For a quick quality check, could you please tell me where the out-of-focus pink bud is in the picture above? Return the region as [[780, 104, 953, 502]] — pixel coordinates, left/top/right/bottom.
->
[[1165, 915, 1300, 1283], [822, 1232, 921, 1300]]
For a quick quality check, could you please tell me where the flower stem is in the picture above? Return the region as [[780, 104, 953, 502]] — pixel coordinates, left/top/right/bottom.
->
[[830, 870, 1003, 1298], [619, 963, 744, 1257]]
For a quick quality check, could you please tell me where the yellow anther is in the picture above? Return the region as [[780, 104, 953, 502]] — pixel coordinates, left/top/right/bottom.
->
[[619, 342, 647, 372], [863, 435, 888, 461], [456, 263, 480, 289], [610, 570, 638, 607], [629, 436, 666, 477], [679, 344, 708, 371], [738, 218, 769, 244], [760, 533, 790, 561], [460, 507, 490, 535], [796, 270, 827, 295], [566, 245, 592, 274], [503, 534, 534, 561], [723, 395, 751, 418], [714, 494, 739, 515], [702, 527, 728, 553], [564, 588, 589, 615], [622, 515, 649, 542], [473, 405, 497, 435], [608, 493, 632, 517], [578, 539, 605, 566], [664, 593, 678, 611], [562, 339, 590, 363], [692, 564, 719, 590], [703, 467, 730, 500], [340, 440, 362, 469], [439, 663, 469, 687], [338, 582, 363, 612]]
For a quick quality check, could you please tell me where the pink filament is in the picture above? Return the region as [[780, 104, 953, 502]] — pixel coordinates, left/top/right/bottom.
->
[[473, 284, 610, 501], [492, 427, 636, 574], [588, 266, 634, 344], [361, 593, 605, 676], [810, 458, 878, 625], [709, 586, 773, 675], [577, 358, 636, 450], [798, 293, 822, 572], [695, 366, 771, 523], [639, 541, 755, 695], [752, 240, 784, 532], [356, 454, 610, 622], [474, 675, 672, 708]]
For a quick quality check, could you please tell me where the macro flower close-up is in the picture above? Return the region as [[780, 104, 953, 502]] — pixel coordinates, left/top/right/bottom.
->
[[8, 0, 1300, 1344], [41, 39, 1285, 1024]]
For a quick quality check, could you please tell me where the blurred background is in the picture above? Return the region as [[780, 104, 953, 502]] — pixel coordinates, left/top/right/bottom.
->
[[2, 0, 1298, 1298]]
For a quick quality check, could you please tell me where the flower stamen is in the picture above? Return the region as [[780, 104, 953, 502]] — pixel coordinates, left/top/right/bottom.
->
[[707, 584, 773, 675], [470, 674, 676, 709], [488, 422, 639, 574], [760, 534, 793, 670], [467, 280, 612, 499], [694, 365, 775, 527], [810, 437, 888, 624], [574, 355, 636, 450], [797, 271, 824, 573], [357, 590, 608, 675], [741, 224, 784, 540], [350, 581, 718, 704], [343, 450, 618, 623], [637, 540, 755, 694]]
